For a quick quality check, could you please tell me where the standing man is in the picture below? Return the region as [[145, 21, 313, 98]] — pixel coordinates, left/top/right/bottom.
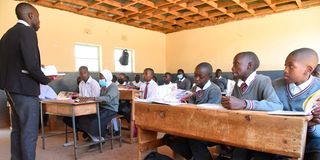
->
[[0, 3, 51, 160]]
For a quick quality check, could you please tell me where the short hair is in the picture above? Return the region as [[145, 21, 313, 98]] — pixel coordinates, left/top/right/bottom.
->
[[119, 73, 126, 76], [15, 3, 35, 20], [177, 69, 184, 74], [164, 72, 172, 77], [78, 66, 88, 72], [216, 69, 222, 72], [237, 51, 260, 70], [144, 68, 154, 76], [196, 62, 213, 77], [288, 48, 318, 69], [135, 74, 140, 78]]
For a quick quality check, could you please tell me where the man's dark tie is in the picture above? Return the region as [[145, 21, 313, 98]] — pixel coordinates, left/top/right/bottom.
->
[[143, 82, 149, 99], [240, 83, 248, 94]]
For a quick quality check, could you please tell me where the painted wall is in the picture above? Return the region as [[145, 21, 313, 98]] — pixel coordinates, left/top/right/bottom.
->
[[0, 0, 166, 73], [1, 1, 320, 74], [166, 6, 320, 73]]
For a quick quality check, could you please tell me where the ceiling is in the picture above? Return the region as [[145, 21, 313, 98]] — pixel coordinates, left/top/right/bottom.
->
[[20, 0, 320, 33]]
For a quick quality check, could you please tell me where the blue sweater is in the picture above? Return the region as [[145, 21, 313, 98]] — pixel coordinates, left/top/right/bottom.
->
[[273, 77, 320, 138]]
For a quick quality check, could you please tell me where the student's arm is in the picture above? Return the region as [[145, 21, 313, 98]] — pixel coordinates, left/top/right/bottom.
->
[[96, 85, 119, 104], [146, 83, 158, 100], [92, 80, 101, 97], [207, 86, 221, 104], [245, 77, 283, 111]]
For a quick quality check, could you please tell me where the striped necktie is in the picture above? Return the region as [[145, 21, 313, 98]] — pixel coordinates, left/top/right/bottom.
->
[[143, 82, 149, 99], [240, 83, 248, 94]]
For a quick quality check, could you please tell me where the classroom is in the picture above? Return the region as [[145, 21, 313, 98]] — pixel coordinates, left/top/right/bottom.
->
[[1, 0, 320, 160]]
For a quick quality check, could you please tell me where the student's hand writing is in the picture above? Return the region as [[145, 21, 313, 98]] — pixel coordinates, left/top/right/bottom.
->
[[221, 96, 246, 110], [309, 99, 320, 127]]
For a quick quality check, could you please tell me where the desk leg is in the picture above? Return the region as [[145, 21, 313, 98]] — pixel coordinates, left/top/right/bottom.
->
[[40, 102, 45, 150], [96, 104, 103, 153], [130, 101, 135, 143], [138, 127, 162, 160], [72, 106, 78, 160]]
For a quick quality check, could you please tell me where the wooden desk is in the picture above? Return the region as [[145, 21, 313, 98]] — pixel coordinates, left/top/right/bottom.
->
[[40, 100, 103, 160], [135, 102, 311, 160], [119, 89, 140, 143]]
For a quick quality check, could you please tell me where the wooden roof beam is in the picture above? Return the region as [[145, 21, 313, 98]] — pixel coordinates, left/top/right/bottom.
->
[[296, 0, 303, 8], [264, 0, 277, 11], [200, 0, 235, 18], [232, 0, 256, 16]]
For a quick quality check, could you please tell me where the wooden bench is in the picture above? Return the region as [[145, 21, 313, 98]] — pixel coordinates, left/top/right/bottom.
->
[[135, 102, 311, 160]]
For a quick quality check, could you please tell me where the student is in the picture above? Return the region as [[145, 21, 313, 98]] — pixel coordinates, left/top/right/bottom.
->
[[212, 69, 228, 92], [176, 69, 192, 90], [117, 73, 127, 86], [273, 48, 320, 160], [131, 74, 142, 89], [312, 64, 320, 78], [163, 62, 221, 160], [163, 72, 173, 85], [124, 75, 130, 85], [78, 66, 100, 97], [221, 51, 283, 160], [140, 68, 158, 100], [112, 74, 117, 83], [64, 69, 119, 143]]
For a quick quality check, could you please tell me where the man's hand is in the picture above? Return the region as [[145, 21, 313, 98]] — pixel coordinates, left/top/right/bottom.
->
[[221, 96, 246, 110]]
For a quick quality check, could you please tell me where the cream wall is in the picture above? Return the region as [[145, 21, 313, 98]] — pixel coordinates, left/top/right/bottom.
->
[[1, 1, 320, 74], [0, 0, 166, 73], [166, 6, 320, 73]]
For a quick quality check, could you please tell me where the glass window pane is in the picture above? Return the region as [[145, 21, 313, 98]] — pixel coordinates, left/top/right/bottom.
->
[[75, 45, 99, 59], [75, 58, 99, 72]]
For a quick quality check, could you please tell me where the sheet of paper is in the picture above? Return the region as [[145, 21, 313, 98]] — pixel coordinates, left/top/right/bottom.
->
[[196, 103, 226, 110], [267, 110, 309, 116]]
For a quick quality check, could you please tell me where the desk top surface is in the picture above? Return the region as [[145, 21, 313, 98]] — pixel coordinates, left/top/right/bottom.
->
[[41, 99, 99, 105]]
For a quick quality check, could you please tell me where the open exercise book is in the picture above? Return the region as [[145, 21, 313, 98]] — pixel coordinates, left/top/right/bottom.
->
[[268, 89, 320, 116]]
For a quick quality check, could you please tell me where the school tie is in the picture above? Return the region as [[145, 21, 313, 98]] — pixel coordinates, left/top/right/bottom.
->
[[196, 90, 205, 99], [143, 82, 149, 99], [240, 83, 248, 94]]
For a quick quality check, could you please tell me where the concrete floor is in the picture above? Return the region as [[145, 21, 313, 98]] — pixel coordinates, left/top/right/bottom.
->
[[0, 128, 173, 160]]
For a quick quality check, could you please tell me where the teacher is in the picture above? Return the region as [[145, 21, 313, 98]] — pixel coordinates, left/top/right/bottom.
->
[[0, 3, 51, 160]]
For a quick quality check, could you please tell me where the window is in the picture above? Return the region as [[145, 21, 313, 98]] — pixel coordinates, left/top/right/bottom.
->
[[74, 43, 101, 72], [114, 48, 134, 72]]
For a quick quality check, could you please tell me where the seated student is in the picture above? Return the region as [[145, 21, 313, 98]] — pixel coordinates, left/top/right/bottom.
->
[[140, 68, 159, 100], [176, 69, 192, 90], [163, 62, 221, 160], [273, 48, 320, 160], [112, 74, 117, 83], [64, 69, 119, 143], [163, 72, 173, 85], [312, 64, 320, 78], [78, 66, 100, 97], [221, 51, 283, 160], [124, 75, 130, 85], [117, 73, 127, 86], [153, 75, 158, 84], [212, 69, 228, 92], [131, 74, 142, 89]]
